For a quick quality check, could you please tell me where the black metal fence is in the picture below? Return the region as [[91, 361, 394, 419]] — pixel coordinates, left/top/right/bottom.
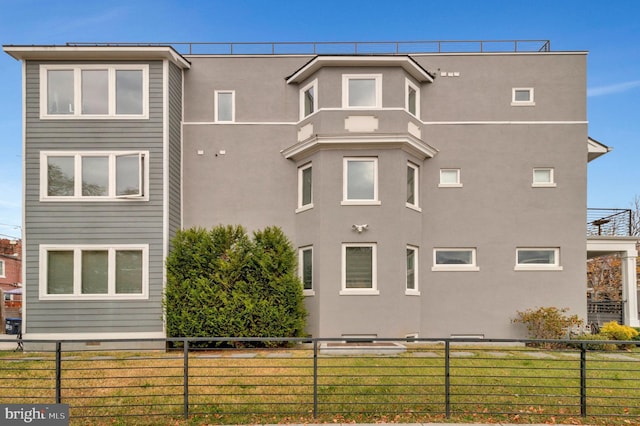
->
[[1, 337, 639, 425], [587, 208, 633, 237]]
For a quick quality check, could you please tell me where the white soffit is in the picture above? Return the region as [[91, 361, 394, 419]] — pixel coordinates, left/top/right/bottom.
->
[[287, 55, 434, 84], [588, 137, 611, 162], [3, 45, 191, 69]]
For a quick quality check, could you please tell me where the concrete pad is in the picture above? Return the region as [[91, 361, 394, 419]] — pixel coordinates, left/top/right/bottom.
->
[[320, 342, 406, 355], [523, 351, 556, 359], [598, 353, 639, 361]]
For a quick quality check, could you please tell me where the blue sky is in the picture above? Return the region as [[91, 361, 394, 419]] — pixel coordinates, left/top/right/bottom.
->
[[1, 0, 639, 239]]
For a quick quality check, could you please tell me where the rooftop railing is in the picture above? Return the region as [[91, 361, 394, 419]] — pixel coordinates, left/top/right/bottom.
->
[[587, 208, 633, 237], [66, 39, 551, 55]]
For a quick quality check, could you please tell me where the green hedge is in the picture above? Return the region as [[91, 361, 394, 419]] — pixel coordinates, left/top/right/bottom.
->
[[164, 225, 307, 346]]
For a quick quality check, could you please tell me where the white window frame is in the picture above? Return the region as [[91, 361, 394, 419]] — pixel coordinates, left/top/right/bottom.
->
[[299, 79, 318, 119], [299, 246, 314, 296], [342, 74, 383, 109], [341, 243, 379, 295], [406, 245, 420, 296], [405, 79, 420, 117], [511, 87, 535, 106], [532, 167, 556, 187], [432, 248, 479, 272], [214, 90, 235, 122], [40, 64, 149, 119], [40, 151, 149, 201], [342, 157, 380, 205], [0, 260, 5, 278], [406, 162, 421, 211], [515, 248, 563, 271], [439, 168, 462, 188], [39, 244, 149, 300], [296, 162, 313, 212]]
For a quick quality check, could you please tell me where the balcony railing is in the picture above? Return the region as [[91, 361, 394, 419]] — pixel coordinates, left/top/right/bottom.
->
[[66, 39, 551, 55], [587, 208, 633, 237]]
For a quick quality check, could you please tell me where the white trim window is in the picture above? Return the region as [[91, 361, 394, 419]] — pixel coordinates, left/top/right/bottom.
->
[[41, 151, 148, 201], [300, 79, 317, 119], [215, 90, 235, 122], [0, 260, 4, 278], [432, 248, 479, 271], [297, 162, 313, 212], [342, 157, 380, 205], [515, 248, 562, 271], [532, 167, 556, 187], [406, 162, 420, 210], [439, 168, 462, 188], [341, 243, 378, 295], [406, 245, 420, 295], [40, 64, 148, 119], [299, 246, 314, 296], [342, 74, 382, 109], [511, 88, 535, 106], [39, 244, 149, 300], [405, 79, 420, 117]]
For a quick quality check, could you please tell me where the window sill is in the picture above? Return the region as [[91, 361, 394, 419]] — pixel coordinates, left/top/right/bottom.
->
[[295, 204, 314, 213], [303, 290, 315, 297], [438, 183, 463, 188], [511, 102, 536, 107], [339, 289, 380, 296], [39, 294, 149, 301], [431, 266, 479, 272], [40, 197, 149, 202], [405, 290, 421, 296], [532, 183, 557, 188], [341, 200, 382, 206], [406, 203, 422, 212], [514, 266, 563, 271], [40, 114, 148, 120]]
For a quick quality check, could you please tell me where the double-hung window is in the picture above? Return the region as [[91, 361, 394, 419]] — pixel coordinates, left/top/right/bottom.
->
[[40, 245, 148, 300], [341, 243, 378, 295], [300, 79, 317, 119], [342, 74, 382, 109], [299, 246, 313, 295], [297, 163, 313, 212], [406, 79, 420, 117], [40, 65, 148, 119], [432, 248, 479, 271], [515, 248, 562, 271], [215, 90, 235, 122], [406, 246, 419, 295], [342, 157, 380, 205], [41, 151, 148, 201]]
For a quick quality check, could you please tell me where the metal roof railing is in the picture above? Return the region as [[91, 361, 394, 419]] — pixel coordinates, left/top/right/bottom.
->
[[66, 39, 551, 55]]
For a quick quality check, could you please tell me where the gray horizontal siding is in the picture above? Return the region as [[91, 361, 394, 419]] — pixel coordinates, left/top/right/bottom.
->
[[168, 62, 182, 249], [24, 60, 167, 335]]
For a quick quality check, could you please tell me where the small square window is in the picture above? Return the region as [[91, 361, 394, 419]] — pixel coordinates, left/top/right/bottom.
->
[[532, 168, 556, 187], [297, 163, 313, 212], [439, 169, 462, 187], [342, 74, 382, 109], [515, 248, 562, 271], [342, 158, 380, 205], [406, 79, 420, 117], [432, 248, 479, 271], [341, 243, 378, 295], [300, 79, 317, 119], [512, 88, 535, 106], [299, 246, 313, 295], [215, 90, 235, 122]]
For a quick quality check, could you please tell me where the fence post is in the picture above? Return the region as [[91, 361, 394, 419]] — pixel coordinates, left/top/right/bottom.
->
[[184, 339, 189, 420], [444, 340, 450, 418], [580, 342, 587, 417], [313, 339, 318, 418], [55, 341, 62, 404]]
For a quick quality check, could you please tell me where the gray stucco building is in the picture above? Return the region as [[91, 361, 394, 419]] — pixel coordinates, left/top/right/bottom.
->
[[4, 40, 638, 345]]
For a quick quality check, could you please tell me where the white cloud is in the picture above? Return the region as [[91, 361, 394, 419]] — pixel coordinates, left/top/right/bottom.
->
[[588, 80, 640, 97]]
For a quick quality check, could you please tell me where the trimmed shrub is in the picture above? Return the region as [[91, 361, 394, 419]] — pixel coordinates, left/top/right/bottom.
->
[[600, 321, 639, 341], [572, 333, 618, 351], [164, 225, 307, 346]]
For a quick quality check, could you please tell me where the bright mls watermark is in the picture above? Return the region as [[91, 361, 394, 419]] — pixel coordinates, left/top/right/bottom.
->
[[1, 405, 68, 425]]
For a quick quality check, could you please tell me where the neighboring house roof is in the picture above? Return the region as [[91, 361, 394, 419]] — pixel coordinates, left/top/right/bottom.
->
[[3, 45, 191, 69], [286, 55, 435, 84], [588, 137, 612, 162]]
